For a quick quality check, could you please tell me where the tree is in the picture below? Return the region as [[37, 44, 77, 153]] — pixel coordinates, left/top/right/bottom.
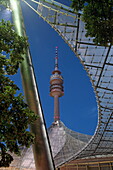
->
[[0, 0, 9, 8], [0, 20, 37, 167], [71, 0, 113, 46]]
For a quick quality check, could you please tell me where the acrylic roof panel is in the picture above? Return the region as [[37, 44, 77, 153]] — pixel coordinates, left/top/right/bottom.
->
[[48, 121, 91, 166], [8, 147, 35, 169], [23, 0, 113, 166]]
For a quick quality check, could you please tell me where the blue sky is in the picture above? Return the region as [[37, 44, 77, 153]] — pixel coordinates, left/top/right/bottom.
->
[[0, 0, 98, 135]]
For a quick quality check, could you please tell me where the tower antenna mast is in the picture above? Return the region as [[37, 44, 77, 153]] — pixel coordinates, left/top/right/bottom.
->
[[55, 46, 58, 70]]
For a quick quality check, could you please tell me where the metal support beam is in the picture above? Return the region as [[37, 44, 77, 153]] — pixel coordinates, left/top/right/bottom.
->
[[10, 0, 55, 169]]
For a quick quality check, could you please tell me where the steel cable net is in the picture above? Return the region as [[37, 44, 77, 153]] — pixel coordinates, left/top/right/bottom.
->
[[1, 0, 113, 169], [32, 0, 113, 166], [48, 121, 91, 167]]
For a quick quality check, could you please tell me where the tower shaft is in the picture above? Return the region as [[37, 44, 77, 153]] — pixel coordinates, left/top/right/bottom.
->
[[54, 95, 60, 121]]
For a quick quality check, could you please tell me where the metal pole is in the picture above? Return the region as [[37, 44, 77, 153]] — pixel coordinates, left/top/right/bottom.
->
[[10, 0, 55, 169]]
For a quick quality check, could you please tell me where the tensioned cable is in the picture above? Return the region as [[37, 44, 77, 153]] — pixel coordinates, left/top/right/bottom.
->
[[22, 0, 79, 18]]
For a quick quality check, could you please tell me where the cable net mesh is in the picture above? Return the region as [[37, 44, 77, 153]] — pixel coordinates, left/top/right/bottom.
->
[[48, 121, 91, 167], [31, 0, 113, 166]]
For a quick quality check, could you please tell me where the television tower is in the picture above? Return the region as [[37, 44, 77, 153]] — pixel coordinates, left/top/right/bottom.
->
[[50, 47, 64, 122]]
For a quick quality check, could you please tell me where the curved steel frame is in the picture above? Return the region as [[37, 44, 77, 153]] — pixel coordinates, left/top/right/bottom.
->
[[23, 0, 113, 167]]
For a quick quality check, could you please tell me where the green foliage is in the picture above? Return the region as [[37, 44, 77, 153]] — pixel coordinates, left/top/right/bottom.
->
[[71, 0, 113, 46], [0, 0, 9, 8], [0, 20, 37, 167], [0, 20, 28, 74]]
